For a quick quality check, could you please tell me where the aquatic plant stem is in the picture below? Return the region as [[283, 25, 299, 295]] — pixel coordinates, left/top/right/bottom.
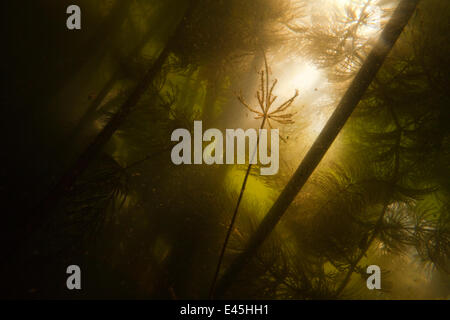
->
[[209, 52, 271, 299]]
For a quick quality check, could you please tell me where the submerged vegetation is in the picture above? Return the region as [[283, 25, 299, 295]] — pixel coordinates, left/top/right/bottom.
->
[[2, 0, 449, 299]]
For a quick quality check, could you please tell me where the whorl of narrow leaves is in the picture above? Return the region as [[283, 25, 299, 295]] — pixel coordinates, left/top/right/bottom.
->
[[237, 68, 298, 129]]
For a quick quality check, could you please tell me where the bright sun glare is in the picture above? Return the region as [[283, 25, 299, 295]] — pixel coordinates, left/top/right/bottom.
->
[[274, 60, 322, 99], [331, 0, 382, 37], [333, 0, 370, 7]]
